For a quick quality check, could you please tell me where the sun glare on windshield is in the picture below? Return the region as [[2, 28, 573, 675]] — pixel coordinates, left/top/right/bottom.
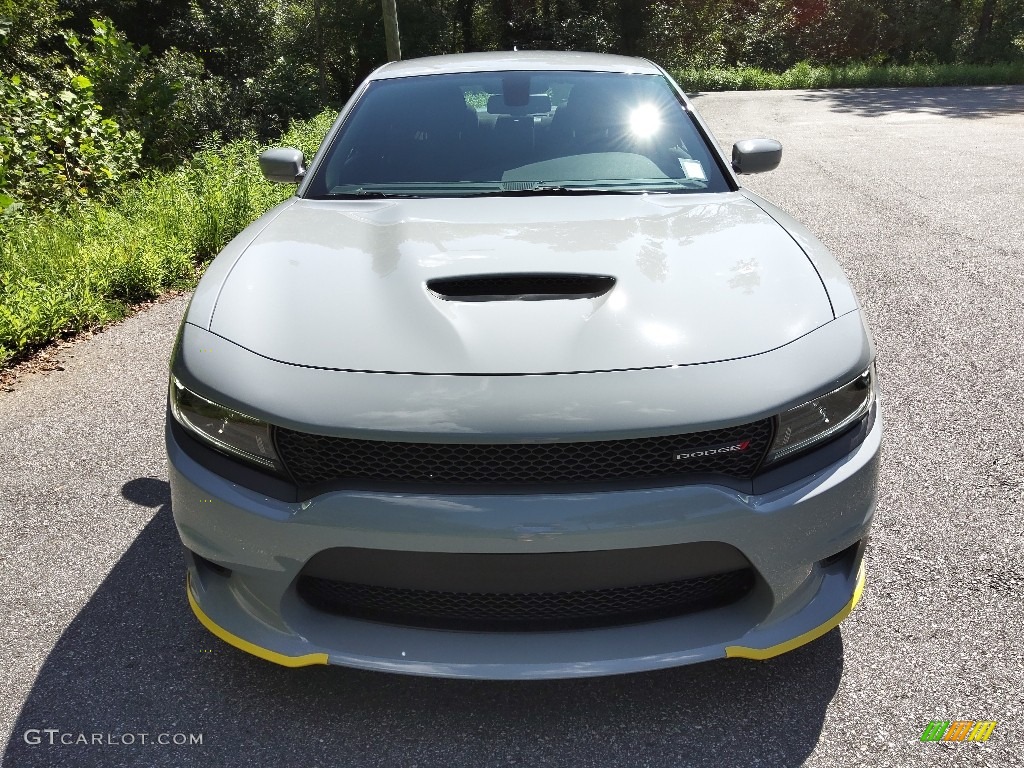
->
[[629, 103, 662, 139]]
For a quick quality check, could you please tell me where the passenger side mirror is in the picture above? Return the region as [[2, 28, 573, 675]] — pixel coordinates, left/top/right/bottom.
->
[[731, 139, 782, 174], [259, 147, 306, 184]]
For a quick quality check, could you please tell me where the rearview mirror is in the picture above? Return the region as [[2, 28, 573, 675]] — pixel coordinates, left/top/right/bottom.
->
[[259, 147, 306, 184], [731, 139, 782, 174]]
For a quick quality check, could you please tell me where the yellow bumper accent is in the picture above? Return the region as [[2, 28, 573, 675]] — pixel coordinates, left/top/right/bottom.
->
[[725, 562, 866, 660], [186, 574, 328, 668]]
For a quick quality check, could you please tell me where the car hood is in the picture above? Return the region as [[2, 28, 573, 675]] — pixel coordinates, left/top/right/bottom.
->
[[207, 193, 832, 374]]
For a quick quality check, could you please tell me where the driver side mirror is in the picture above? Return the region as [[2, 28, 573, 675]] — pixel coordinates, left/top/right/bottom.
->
[[259, 147, 306, 184], [731, 139, 782, 174]]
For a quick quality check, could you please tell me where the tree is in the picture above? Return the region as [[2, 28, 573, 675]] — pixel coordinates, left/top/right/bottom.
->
[[0, 0, 72, 88]]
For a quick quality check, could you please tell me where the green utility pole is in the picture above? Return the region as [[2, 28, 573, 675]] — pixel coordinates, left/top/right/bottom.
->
[[382, 0, 402, 61]]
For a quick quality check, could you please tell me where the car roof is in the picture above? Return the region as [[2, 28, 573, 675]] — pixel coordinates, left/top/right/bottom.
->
[[369, 51, 663, 80]]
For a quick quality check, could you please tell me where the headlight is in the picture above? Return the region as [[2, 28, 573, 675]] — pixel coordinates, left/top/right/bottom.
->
[[169, 377, 281, 470], [764, 366, 876, 466]]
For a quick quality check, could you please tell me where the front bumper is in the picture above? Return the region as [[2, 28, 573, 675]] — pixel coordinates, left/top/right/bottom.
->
[[168, 410, 880, 679]]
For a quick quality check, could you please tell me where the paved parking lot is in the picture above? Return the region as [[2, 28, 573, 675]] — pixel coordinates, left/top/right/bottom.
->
[[2, 86, 1022, 767]]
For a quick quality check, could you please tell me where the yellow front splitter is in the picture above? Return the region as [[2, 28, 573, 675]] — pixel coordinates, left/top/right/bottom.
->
[[187, 574, 328, 668], [725, 562, 866, 660], [187, 564, 864, 670]]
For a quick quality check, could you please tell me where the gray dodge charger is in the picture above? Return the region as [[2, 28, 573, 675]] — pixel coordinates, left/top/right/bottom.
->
[[166, 51, 880, 678]]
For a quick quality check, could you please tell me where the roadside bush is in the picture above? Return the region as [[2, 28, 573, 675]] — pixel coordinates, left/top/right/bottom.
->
[[71, 18, 233, 168], [0, 108, 335, 365], [674, 61, 1024, 91], [0, 0, 69, 90], [0, 67, 141, 212]]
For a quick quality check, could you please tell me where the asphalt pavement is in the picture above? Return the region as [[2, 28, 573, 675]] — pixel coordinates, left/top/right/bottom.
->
[[2, 86, 1022, 767]]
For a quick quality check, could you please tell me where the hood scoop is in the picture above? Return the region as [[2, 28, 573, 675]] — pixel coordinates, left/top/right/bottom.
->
[[427, 273, 616, 302]]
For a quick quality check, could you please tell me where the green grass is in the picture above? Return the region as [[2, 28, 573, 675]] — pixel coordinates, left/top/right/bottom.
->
[[0, 109, 335, 366], [674, 61, 1024, 92]]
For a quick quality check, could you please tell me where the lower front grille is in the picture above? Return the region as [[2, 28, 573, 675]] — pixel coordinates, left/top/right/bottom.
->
[[297, 569, 755, 631]]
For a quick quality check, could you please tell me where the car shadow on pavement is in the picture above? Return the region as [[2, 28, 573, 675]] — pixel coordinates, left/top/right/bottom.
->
[[796, 84, 1024, 119], [4, 478, 845, 768]]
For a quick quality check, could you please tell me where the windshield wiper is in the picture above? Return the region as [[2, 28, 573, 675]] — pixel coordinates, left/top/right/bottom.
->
[[321, 181, 696, 199], [530, 184, 651, 195], [324, 182, 508, 198], [323, 190, 423, 199], [467, 184, 664, 197]]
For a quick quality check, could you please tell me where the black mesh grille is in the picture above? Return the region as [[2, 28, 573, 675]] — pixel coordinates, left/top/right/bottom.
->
[[427, 273, 615, 300], [297, 569, 754, 631], [275, 420, 773, 489]]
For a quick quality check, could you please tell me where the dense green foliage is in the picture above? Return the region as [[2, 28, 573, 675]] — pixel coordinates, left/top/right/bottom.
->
[[0, 69, 141, 210], [675, 60, 1024, 91], [0, 110, 334, 365]]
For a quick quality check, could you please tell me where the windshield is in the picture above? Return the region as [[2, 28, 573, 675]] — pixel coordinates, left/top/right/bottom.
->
[[305, 71, 731, 198]]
